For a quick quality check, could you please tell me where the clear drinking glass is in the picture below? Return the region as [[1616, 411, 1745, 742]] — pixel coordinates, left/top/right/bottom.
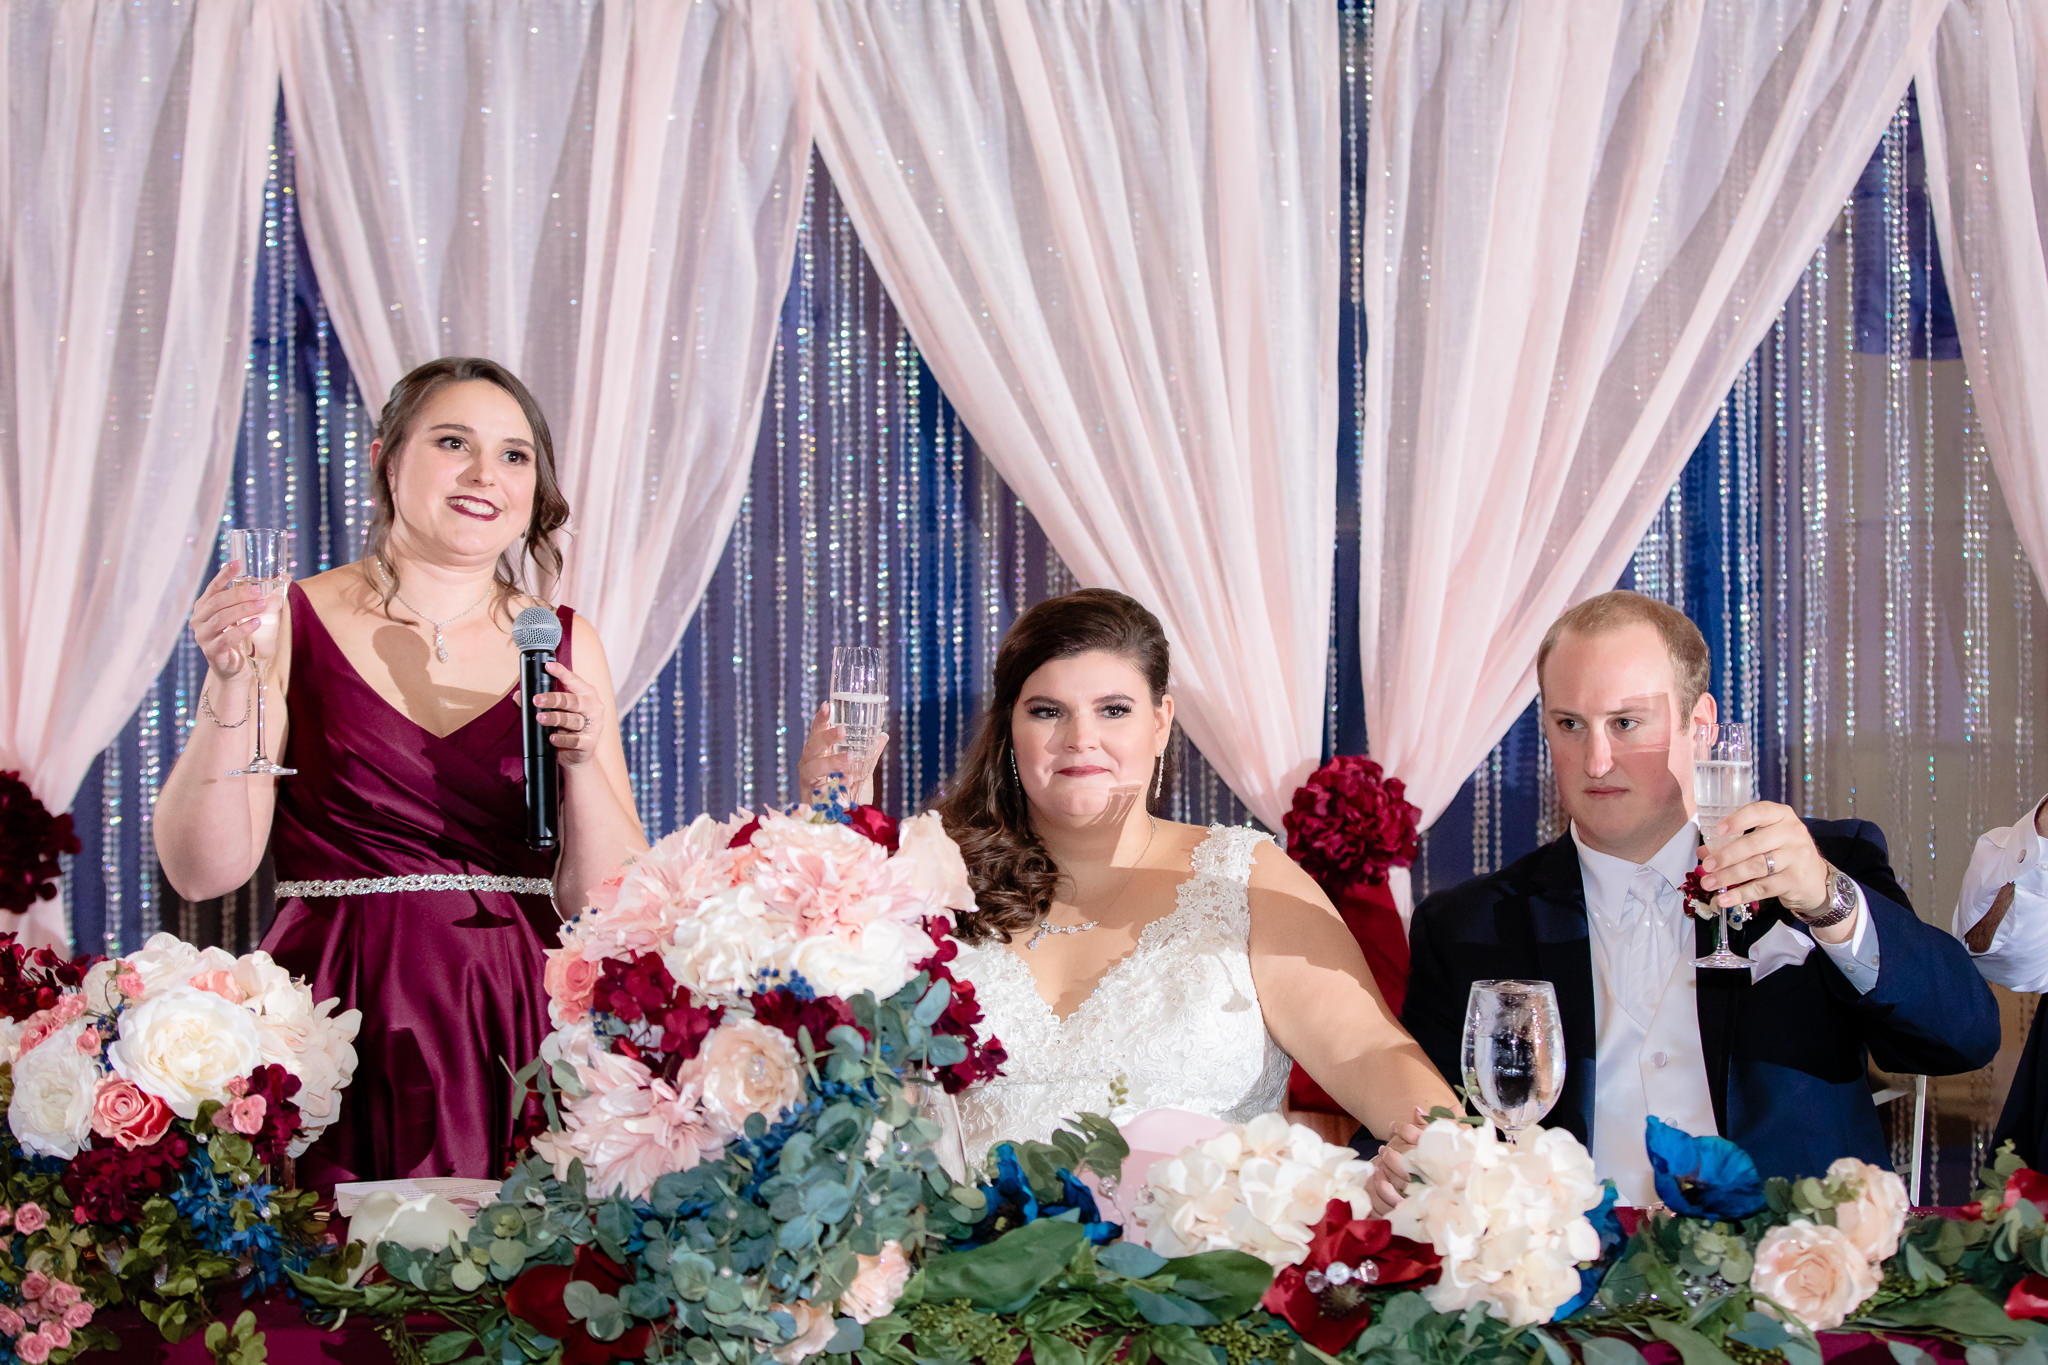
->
[[828, 645, 887, 787], [223, 528, 297, 778], [1692, 719, 1755, 969], [1460, 979, 1565, 1142]]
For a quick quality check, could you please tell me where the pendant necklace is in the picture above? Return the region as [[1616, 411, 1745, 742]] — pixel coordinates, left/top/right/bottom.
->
[[375, 558, 493, 664], [1027, 816, 1158, 950]]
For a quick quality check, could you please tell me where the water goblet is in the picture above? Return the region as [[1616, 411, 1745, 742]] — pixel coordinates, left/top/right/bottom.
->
[[1460, 979, 1565, 1143]]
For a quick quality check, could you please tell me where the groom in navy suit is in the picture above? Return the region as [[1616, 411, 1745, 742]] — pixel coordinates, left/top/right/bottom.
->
[[1402, 591, 1997, 1203]]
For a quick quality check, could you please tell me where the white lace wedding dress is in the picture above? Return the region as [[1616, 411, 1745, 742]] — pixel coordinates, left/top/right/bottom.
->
[[952, 824, 1294, 1164]]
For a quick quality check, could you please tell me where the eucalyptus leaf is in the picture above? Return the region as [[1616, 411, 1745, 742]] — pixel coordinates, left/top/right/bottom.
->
[[1887, 1343, 1937, 1365], [1096, 1242, 1168, 1279], [1580, 1336, 1651, 1365], [562, 1278, 604, 1322], [448, 1259, 485, 1293]]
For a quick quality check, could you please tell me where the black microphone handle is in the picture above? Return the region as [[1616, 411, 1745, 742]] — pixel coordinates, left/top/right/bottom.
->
[[520, 647, 559, 851]]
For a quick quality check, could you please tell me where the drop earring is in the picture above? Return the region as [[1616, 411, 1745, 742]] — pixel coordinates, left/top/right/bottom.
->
[[1152, 751, 1165, 803], [1009, 746, 1020, 787]]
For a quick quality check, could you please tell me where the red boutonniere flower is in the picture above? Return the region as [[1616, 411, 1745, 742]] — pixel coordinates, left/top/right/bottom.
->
[[1681, 863, 1713, 919], [1282, 756, 1420, 893], [1259, 1199, 1440, 1353], [505, 1245, 654, 1365]]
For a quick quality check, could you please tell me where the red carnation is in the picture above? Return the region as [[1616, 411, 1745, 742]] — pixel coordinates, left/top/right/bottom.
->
[[228, 1063, 305, 1164], [750, 985, 860, 1052], [1260, 1199, 1440, 1353], [1282, 756, 1419, 892], [505, 1245, 653, 1365], [0, 773, 80, 917]]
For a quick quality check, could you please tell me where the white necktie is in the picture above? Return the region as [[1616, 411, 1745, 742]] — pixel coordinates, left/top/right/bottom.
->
[[1613, 865, 1677, 1027]]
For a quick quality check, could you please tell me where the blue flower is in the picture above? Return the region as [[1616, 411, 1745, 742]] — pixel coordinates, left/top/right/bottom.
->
[[1645, 1116, 1765, 1219], [1554, 1180, 1623, 1320], [957, 1145, 1119, 1248]]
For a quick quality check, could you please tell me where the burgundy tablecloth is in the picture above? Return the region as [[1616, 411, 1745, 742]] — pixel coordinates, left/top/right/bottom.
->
[[79, 1296, 412, 1365]]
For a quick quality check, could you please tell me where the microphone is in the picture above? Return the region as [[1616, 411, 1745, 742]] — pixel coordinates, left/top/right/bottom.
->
[[513, 605, 564, 852]]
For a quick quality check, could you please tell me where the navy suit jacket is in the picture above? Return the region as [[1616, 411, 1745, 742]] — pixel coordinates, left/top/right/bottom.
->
[[1401, 819, 1999, 1182]]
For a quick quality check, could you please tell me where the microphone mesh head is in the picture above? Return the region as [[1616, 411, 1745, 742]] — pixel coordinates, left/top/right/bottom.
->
[[512, 604, 564, 652]]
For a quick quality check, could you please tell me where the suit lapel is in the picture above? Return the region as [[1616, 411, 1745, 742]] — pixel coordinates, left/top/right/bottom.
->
[[1523, 837, 1598, 1149]]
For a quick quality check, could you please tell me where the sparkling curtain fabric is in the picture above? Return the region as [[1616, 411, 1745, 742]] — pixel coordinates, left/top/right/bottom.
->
[[0, 1, 279, 949], [272, 0, 815, 703], [1360, 0, 1946, 845], [812, 0, 1339, 831], [1918, 0, 2048, 603]]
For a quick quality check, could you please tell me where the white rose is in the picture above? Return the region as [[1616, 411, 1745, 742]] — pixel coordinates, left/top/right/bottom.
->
[[224, 953, 361, 1151], [123, 933, 237, 996], [662, 885, 789, 1000], [107, 986, 264, 1118], [1825, 1157, 1909, 1263], [0, 1016, 24, 1069], [346, 1192, 475, 1286], [784, 919, 934, 1001], [1752, 1220, 1881, 1331], [8, 1019, 102, 1158], [893, 814, 977, 918]]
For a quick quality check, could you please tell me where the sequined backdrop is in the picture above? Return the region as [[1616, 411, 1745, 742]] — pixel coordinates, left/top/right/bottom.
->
[[57, 11, 2047, 1197]]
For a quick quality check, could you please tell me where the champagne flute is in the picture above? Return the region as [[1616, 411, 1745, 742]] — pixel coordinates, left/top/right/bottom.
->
[[828, 645, 887, 798], [223, 528, 297, 778], [1692, 719, 1755, 969], [1461, 979, 1565, 1143]]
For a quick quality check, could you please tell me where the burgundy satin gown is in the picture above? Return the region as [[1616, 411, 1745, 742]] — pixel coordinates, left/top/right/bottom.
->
[[262, 583, 565, 1186]]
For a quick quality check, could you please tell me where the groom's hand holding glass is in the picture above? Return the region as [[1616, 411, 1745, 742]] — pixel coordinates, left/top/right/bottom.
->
[[1697, 800, 1854, 944]]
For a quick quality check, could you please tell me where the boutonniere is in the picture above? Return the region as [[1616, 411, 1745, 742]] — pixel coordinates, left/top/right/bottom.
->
[[1682, 862, 1753, 928]]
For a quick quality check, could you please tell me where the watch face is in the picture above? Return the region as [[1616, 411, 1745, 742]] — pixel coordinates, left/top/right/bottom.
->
[[1830, 869, 1856, 912]]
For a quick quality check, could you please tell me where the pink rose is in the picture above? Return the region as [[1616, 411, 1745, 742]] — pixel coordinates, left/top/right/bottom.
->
[[90, 1076, 175, 1151], [228, 1095, 267, 1135], [16, 1330, 50, 1363], [0, 1305, 23, 1335], [543, 949, 601, 1023], [838, 1241, 911, 1323], [15, 1206, 48, 1236], [1826, 1157, 1910, 1263], [116, 970, 144, 998], [695, 1018, 803, 1138], [42, 1324, 67, 1351], [61, 1302, 91, 1330], [18, 1304, 40, 1325], [43, 1282, 78, 1311], [1752, 1221, 1881, 1331], [20, 1271, 48, 1300], [190, 968, 246, 1003], [16, 998, 82, 1057], [769, 1300, 837, 1364]]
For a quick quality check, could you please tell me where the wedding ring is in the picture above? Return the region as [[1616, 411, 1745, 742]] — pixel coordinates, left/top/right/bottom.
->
[[1765, 854, 1777, 875]]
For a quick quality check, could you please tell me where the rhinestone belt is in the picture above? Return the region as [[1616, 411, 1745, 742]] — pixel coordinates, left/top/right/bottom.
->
[[275, 874, 555, 899]]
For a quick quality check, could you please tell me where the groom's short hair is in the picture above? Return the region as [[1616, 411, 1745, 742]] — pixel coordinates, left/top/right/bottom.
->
[[1537, 590, 1712, 717]]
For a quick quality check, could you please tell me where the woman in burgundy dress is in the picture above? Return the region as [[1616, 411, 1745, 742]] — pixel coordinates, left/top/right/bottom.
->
[[155, 357, 647, 1184]]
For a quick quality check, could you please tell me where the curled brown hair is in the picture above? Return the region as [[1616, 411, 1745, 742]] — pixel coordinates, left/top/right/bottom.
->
[[934, 589, 1173, 944], [363, 356, 569, 623]]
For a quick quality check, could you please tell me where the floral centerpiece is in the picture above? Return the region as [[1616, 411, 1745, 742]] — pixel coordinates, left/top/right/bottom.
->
[[0, 930, 360, 1361], [294, 794, 1004, 1365]]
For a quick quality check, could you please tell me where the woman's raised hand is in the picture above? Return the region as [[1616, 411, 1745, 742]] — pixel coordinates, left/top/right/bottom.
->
[[797, 702, 889, 805], [189, 560, 273, 680]]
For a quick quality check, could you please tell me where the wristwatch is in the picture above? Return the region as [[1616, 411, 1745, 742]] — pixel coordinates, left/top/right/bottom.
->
[[1796, 863, 1858, 930]]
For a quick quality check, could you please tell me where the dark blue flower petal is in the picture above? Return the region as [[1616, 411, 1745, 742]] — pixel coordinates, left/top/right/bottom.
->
[[1645, 1116, 1765, 1219]]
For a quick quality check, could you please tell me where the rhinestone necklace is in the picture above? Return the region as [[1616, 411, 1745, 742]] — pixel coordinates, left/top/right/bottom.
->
[[1026, 816, 1158, 950], [374, 558, 494, 664]]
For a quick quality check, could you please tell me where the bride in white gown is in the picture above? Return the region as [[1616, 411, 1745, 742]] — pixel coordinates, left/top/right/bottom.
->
[[801, 589, 1455, 1168]]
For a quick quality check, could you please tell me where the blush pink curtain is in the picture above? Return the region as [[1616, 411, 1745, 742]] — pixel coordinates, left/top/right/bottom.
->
[[1919, 0, 2048, 603], [813, 0, 1340, 829], [273, 0, 816, 703], [1360, 0, 1945, 904], [0, 1, 279, 949]]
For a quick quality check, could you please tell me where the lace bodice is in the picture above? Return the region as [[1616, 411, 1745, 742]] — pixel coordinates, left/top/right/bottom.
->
[[952, 824, 1293, 1164]]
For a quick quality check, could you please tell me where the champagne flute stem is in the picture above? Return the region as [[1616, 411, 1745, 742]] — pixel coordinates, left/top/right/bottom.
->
[[1716, 907, 1735, 957], [251, 653, 268, 766]]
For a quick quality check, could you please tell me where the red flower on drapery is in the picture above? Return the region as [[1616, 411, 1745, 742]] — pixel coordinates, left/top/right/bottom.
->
[[0, 772, 80, 917]]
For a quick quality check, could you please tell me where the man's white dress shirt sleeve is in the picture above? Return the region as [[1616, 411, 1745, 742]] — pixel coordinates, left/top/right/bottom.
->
[[1953, 796, 2048, 992]]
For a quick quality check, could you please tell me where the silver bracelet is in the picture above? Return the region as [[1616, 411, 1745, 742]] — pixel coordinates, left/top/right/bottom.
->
[[199, 685, 251, 729]]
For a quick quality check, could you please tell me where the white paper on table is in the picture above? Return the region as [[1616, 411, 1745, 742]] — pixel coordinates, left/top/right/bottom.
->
[[331, 1177, 504, 1218]]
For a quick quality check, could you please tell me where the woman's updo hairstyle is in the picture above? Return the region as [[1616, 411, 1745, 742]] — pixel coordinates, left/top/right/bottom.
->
[[935, 588, 1173, 944], [363, 356, 569, 622]]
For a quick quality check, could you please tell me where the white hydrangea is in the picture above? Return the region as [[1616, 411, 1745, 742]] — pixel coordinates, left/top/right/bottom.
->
[[1135, 1113, 1373, 1267], [1387, 1119, 1605, 1327]]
